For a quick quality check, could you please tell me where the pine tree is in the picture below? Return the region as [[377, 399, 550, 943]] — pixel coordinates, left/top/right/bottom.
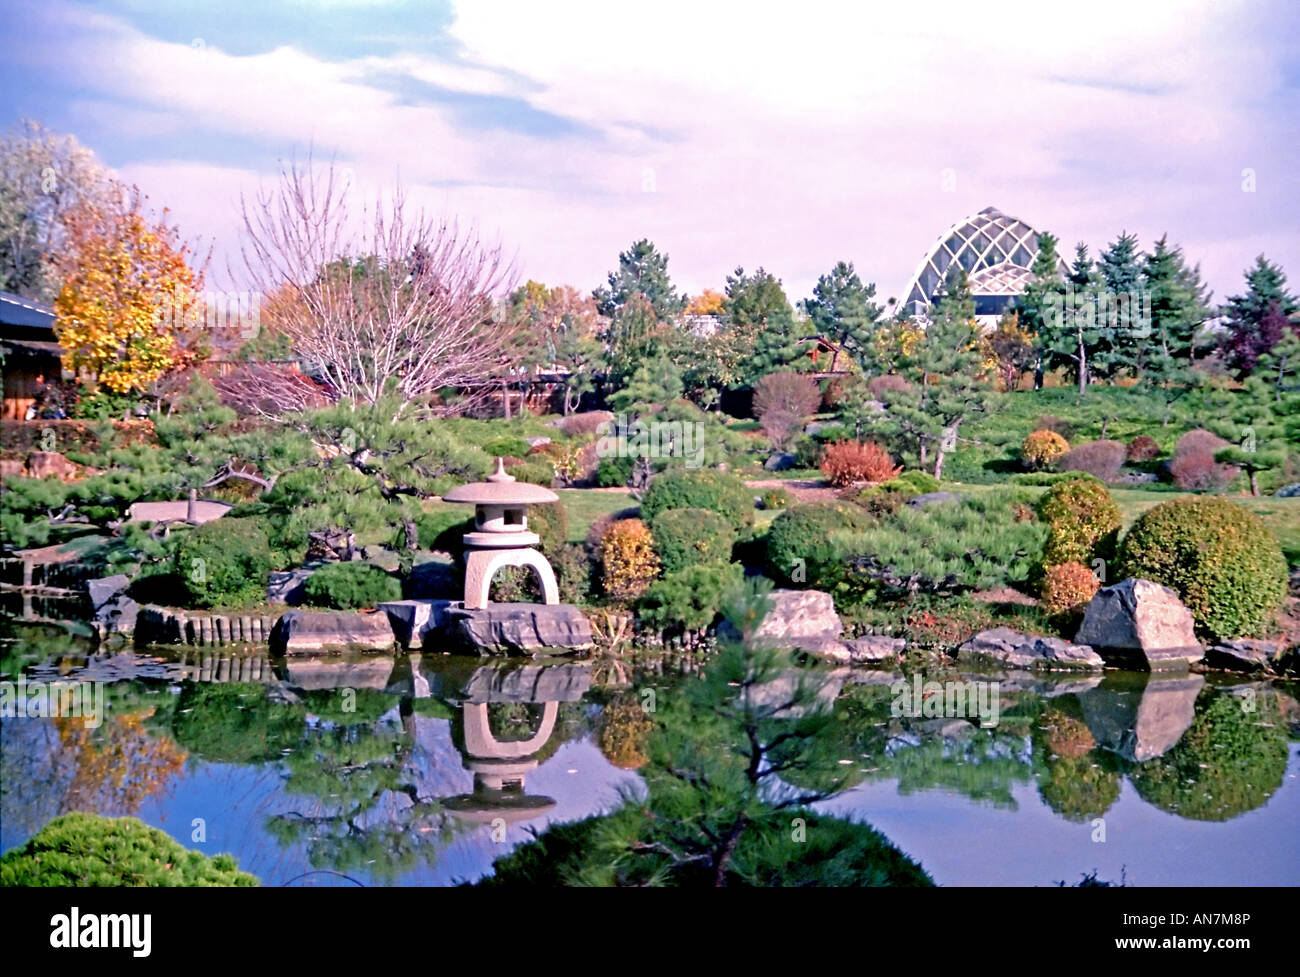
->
[[1093, 231, 1146, 380], [875, 267, 993, 478], [592, 239, 686, 321], [724, 266, 802, 381], [1140, 235, 1211, 421], [1041, 244, 1108, 395], [803, 261, 883, 375], [1017, 232, 1065, 389], [1219, 255, 1299, 376]]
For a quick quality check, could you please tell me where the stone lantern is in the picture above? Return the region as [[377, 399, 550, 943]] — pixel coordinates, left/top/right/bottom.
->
[[443, 458, 560, 610]]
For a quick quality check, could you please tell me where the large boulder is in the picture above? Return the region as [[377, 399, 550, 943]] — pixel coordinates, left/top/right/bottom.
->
[[267, 564, 322, 605], [764, 452, 797, 471], [270, 610, 396, 655], [447, 603, 593, 655], [87, 574, 131, 611], [957, 627, 1104, 670], [718, 588, 843, 646], [379, 598, 452, 649], [1076, 578, 1202, 668], [1204, 638, 1284, 674]]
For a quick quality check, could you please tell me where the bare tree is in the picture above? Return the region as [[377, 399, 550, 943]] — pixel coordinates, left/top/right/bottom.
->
[[239, 157, 518, 414]]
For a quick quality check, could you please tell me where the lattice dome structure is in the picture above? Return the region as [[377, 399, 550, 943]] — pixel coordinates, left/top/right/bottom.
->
[[902, 206, 1064, 319]]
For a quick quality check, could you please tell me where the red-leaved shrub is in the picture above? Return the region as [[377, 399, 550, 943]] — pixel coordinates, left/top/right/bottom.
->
[[1059, 439, 1126, 483], [1169, 429, 1239, 492], [820, 440, 901, 486]]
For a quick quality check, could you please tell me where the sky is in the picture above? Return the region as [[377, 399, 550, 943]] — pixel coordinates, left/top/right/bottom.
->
[[2, 0, 1298, 307]]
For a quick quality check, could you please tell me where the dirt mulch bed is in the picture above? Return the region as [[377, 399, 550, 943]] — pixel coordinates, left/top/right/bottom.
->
[[744, 478, 840, 504]]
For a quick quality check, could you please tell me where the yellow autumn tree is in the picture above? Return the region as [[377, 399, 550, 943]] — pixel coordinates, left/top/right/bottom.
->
[[685, 288, 725, 316], [53, 184, 207, 393]]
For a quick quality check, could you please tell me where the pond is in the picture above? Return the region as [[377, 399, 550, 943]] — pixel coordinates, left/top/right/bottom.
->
[[2, 622, 1297, 886]]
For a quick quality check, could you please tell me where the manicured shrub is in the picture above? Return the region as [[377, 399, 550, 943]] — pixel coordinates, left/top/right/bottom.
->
[[1040, 561, 1101, 616], [1059, 439, 1126, 483], [765, 501, 875, 588], [596, 454, 635, 487], [416, 507, 471, 550], [637, 561, 744, 634], [820, 440, 901, 487], [1021, 429, 1069, 470], [1126, 435, 1160, 463], [882, 470, 940, 495], [836, 491, 1047, 597], [793, 435, 822, 469], [1036, 477, 1121, 569], [641, 468, 755, 535], [650, 507, 736, 574], [1169, 429, 1238, 492], [302, 561, 402, 609], [0, 812, 258, 886], [505, 459, 556, 487], [760, 488, 790, 510], [172, 517, 272, 609], [599, 518, 660, 601], [1120, 496, 1286, 639]]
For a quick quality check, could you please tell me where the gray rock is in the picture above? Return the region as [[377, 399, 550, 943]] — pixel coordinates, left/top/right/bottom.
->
[[87, 574, 131, 610], [267, 565, 320, 605], [906, 492, 963, 508], [717, 588, 842, 645], [1115, 471, 1159, 485], [94, 595, 139, 635], [270, 610, 396, 655], [1274, 482, 1300, 498], [764, 452, 797, 471], [957, 627, 1104, 670], [843, 635, 907, 663], [524, 436, 552, 449], [803, 421, 834, 436], [379, 599, 452, 649], [1076, 578, 1203, 668], [1204, 638, 1283, 673], [447, 602, 593, 654]]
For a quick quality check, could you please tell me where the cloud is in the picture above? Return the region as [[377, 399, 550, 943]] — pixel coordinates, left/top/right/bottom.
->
[[2, 0, 1296, 303]]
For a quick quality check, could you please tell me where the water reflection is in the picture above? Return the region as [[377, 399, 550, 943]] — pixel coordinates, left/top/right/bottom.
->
[[2, 622, 1297, 885]]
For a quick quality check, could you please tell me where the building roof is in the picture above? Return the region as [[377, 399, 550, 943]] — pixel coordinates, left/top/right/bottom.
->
[[0, 291, 56, 329], [966, 261, 1037, 297], [901, 206, 1065, 312]]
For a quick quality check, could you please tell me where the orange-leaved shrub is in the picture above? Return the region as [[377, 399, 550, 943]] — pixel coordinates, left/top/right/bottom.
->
[[1040, 561, 1100, 616], [599, 518, 660, 602], [820, 440, 901, 487], [1021, 429, 1069, 469]]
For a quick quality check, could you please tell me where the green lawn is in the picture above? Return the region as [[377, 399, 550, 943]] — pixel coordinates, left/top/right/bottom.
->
[[556, 489, 638, 541]]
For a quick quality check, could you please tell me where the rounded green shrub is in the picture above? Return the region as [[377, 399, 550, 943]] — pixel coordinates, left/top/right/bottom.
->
[[302, 561, 402, 610], [0, 812, 258, 886], [637, 562, 745, 633], [480, 435, 531, 459], [760, 487, 790, 510], [1120, 496, 1286, 639], [1036, 476, 1120, 569], [641, 468, 755, 535], [171, 517, 272, 609], [881, 471, 940, 496], [416, 506, 471, 550], [650, 507, 736, 574], [765, 501, 874, 588], [596, 455, 635, 487]]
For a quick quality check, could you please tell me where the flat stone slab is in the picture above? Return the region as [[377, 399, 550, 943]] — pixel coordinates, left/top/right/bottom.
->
[[446, 602, 593, 655], [270, 610, 396, 655], [87, 574, 131, 610], [1076, 578, 1203, 669], [957, 627, 1104, 670], [1204, 638, 1284, 673], [379, 599, 452, 649]]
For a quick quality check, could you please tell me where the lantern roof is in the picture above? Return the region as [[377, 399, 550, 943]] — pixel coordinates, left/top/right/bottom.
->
[[442, 458, 559, 505]]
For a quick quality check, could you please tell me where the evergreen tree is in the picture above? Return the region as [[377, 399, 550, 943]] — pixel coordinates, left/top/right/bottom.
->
[[607, 354, 684, 414], [1219, 255, 1299, 376], [803, 261, 883, 374], [724, 266, 802, 381], [873, 267, 993, 478], [1017, 232, 1066, 389], [1093, 231, 1146, 380], [1041, 244, 1109, 395], [1140, 235, 1211, 420], [592, 238, 686, 321]]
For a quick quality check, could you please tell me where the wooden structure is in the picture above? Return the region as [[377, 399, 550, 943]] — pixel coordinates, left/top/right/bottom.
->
[[0, 291, 63, 420]]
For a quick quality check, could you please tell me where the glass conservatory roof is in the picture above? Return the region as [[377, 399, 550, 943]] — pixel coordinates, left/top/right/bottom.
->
[[902, 206, 1061, 310], [966, 261, 1037, 296]]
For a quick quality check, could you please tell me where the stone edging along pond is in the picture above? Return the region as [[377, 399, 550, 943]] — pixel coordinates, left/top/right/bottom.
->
[[136, 605, 280, 647]]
